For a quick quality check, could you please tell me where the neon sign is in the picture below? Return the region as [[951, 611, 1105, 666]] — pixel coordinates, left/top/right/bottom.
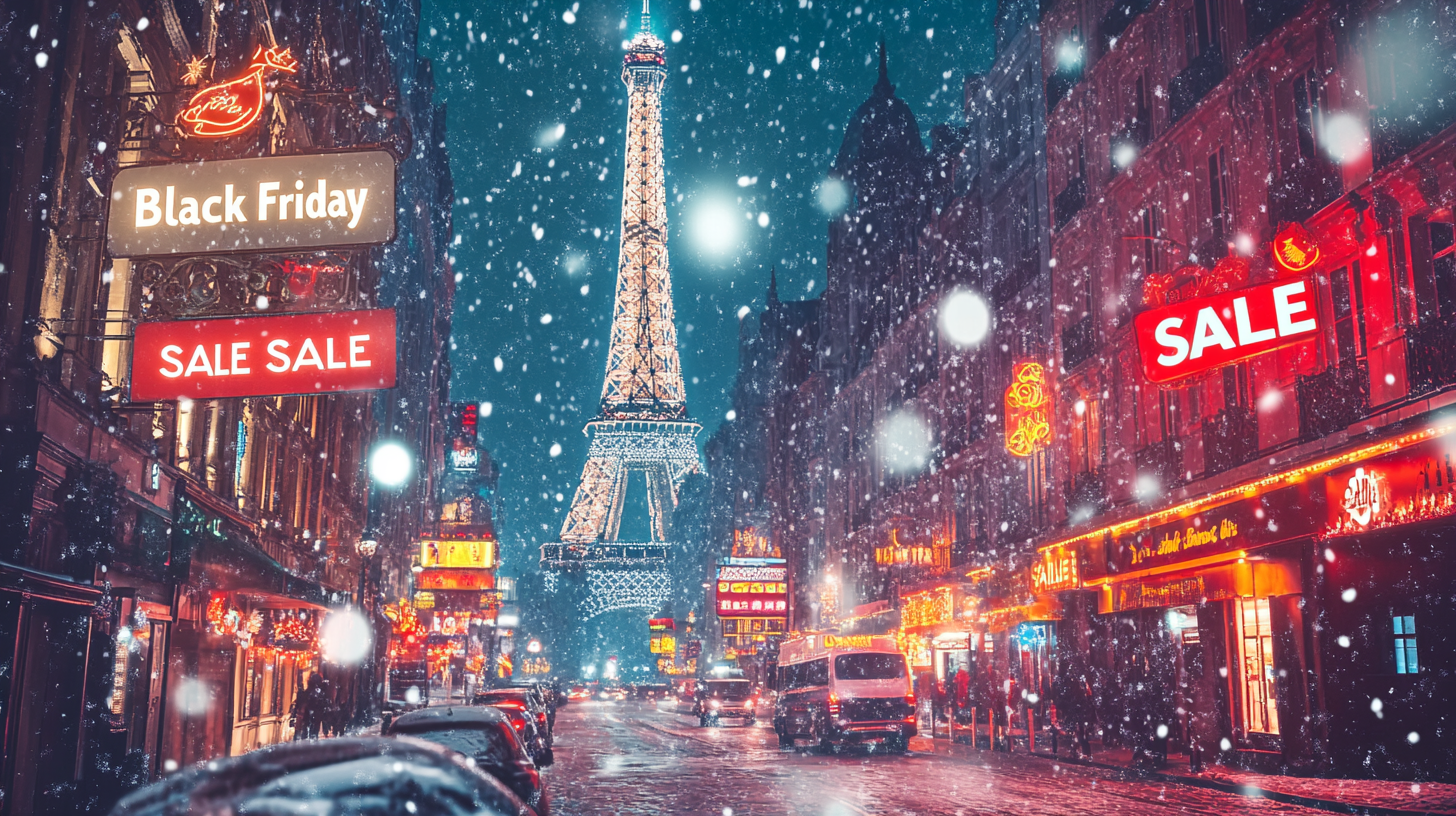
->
[[900, 587, 954, 630], [1004, 362, 1051, 457], [179, 46, 298, 138], [1133, 276, 1319, 384], [1341, 467, 1386, 528], [1272, 223, 1322, 274], [1031, 544, 1080, 594], [874, 528, 951, 568]]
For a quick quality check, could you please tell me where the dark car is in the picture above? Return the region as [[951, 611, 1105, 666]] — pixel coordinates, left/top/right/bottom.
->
[[474, 689, 553, 757], [387, 706, 552, 815], [694, 678, 757, 726], [107, 736, 530, 816]]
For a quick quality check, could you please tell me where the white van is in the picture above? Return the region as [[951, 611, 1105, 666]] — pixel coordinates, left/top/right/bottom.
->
[[771, 633, 915, 752]]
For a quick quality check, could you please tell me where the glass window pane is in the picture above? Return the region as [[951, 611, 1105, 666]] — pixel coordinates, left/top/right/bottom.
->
[[1393, 616, 1404, 635], [1403, 615, 1415, 634], [1395, 642, 1407, 674], [1406, 643, 1418, 674]]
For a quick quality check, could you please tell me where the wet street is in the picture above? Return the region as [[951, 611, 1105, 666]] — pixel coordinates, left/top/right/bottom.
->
[[547, 701, 1329, 816]]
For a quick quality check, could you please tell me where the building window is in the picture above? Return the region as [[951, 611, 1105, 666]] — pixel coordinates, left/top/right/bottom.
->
[[1070, 398, 1103, 475], [1329, 266, 1367, 365], [1394, 615, 1419, 674], [1236, 598, 1280, 735], [1223, 362, 1251, 409], [1206, 147, 1233, 247]]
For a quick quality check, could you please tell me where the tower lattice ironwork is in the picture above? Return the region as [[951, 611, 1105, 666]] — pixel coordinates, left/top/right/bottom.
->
[[542, 2, 700, 620]]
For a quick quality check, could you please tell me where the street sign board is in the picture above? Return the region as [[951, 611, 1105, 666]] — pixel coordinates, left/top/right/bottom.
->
[[1133, 276, 1320, 384], [130, 308, 396, 401], [715, 565, 788, 617], [107, 151, 397, 257]]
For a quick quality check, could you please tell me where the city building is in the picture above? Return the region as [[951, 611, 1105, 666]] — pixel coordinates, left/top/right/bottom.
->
[[1038, 0, 1456, 779], [0, 0, 452, 809]]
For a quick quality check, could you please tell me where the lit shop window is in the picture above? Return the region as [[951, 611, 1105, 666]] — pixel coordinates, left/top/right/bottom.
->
[[1236, 598, 1280, 735], [1394, 615, 1419, 674]]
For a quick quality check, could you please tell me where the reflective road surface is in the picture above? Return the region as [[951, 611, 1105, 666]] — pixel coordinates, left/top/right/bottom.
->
[[546, 701, 1327, 815]]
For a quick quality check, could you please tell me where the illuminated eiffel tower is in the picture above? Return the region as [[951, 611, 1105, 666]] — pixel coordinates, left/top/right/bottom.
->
[[541, 1, 701, 620]]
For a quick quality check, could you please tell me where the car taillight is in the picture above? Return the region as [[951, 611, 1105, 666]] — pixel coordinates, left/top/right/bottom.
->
[[828, 693, 840, 716]]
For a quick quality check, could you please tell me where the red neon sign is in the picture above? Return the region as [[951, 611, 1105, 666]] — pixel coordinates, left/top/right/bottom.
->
[[179, 46, 298, 138], [1272, 223, 1322, 274], [1134, 276, 1319, 384], [1004, 362, 1051, 457], [130, 309, 396, 401]]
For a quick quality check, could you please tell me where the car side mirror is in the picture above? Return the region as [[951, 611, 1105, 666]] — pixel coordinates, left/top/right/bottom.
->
[[538, 748, 555, 767]]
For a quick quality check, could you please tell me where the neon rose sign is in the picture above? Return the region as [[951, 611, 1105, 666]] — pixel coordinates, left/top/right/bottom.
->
[[1005, 362, 1052, 457]]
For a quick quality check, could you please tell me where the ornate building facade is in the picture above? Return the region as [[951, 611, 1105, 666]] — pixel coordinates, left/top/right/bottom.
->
[[0, 0, 453, 810]]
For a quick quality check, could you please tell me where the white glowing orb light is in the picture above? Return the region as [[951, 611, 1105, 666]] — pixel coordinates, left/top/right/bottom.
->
[[816, 177, 850, 215], [320, 608, 373, 665], [173, 677, 213, 717], [369, 441, 413, 488], [879, 409, 933, 474], [1321, 113, 1369, 165], [538, 123, 567, 147], [938, 289, 992, 348], [691, 199, 740, 256], [527, 639, 543, 654]]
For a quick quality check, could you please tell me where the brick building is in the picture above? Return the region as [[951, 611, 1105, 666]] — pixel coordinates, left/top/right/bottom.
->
[[0, 0, 453, 809]]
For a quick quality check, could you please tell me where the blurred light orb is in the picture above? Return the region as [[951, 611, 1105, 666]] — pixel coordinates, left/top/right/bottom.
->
[[1112, 142, 1138, 169], [404, 685, 422, 705], [321, 608, 373, 665], [369, 441, 413, 487], [816, 177, 850, 215], [691, 199, 740, 255], [538, 123, 567, 147], [879, 409, 933, 474], [1321, 113, 1368, 165], [938, 289, 991, 348], [174, 677, 212, 717]]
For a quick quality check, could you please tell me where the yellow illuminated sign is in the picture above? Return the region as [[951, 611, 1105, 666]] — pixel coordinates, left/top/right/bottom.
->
[[421, 538, 497, 569]]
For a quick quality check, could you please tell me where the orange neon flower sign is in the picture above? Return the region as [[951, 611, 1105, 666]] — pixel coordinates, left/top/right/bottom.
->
[[1272, 223, 1321, 274], [178, 46, 298, 138], [1004, 361, 1051, 457]]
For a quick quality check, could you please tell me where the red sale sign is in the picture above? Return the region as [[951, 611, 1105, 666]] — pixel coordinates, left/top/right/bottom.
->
[[1134, 276, 1320, 384], [131, 309, 396, 401]]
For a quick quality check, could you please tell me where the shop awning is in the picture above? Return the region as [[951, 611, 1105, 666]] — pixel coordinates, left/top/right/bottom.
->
[[186, 535, 337, 609]]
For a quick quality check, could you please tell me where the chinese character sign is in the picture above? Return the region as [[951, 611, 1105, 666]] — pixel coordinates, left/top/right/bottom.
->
[[716, 565, 788, 617]]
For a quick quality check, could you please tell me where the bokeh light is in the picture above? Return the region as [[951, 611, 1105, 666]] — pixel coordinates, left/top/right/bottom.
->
[[816, 177, 850, 215], [320, 608, 373, 665], [690, 198, 741, 256], [938, 289, 991, 348], [879, 409, 933, 474]]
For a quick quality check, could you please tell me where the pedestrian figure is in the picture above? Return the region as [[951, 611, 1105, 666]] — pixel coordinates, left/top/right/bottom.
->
[[953, 665, 971, 729], [291, 674, 326, 740]]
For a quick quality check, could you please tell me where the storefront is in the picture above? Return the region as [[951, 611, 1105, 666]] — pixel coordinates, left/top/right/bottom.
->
[[1317, 432, 1456, 780], [1084, 480, 1322, 767], [162, 493, 345, 765]]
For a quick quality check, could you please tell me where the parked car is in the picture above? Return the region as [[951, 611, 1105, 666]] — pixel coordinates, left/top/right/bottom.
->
[[694, 678, 757, 727], [107, 736, 530, 816], [386, 706, 552, 815], [773, 634, 915, 752], [475, 688, 554, 751]]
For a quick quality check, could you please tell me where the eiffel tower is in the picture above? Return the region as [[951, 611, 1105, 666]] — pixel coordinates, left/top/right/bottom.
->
[[541, 1, 701, 620]]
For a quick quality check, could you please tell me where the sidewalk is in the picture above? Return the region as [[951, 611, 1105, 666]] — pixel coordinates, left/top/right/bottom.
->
[[908, 728, 1456, 816]]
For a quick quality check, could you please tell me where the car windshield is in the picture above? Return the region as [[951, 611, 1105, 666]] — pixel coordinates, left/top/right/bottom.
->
[[835, 653, 906, 681], [706, 681, 753, 700], [388, 726, 516, 765]]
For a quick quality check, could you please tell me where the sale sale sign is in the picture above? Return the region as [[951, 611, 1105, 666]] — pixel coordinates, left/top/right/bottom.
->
[[1133, 276, 1320, 384], [130, 309, 396, 401]]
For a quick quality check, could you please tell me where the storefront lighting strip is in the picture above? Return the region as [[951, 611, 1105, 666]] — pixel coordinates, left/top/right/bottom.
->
[[1038, 421, 1456, 556], [1082, 549, 1250, 588]]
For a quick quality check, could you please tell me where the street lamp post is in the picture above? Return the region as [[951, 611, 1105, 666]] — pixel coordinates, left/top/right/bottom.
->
[[353, 440, 414, 727]]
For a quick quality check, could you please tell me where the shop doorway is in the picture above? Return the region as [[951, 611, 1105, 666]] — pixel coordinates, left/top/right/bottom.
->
[[1235, 598, 1280, 737]]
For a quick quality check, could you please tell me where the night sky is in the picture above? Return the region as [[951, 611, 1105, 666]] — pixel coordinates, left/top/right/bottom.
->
[[416, 0, 999, 573]]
